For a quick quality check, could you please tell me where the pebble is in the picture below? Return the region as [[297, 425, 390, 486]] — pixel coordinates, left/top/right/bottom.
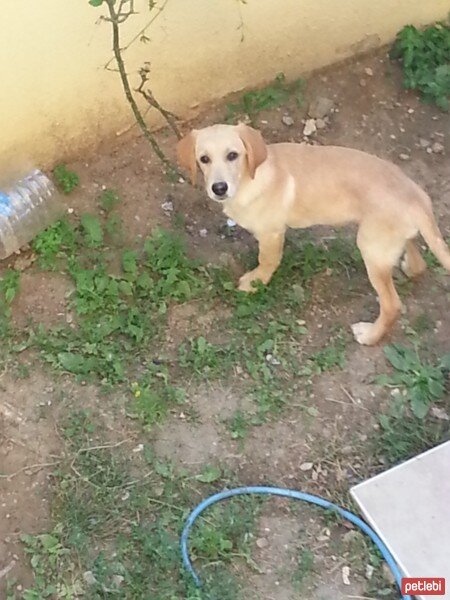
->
[[226, 218, 237, 227], [308, 96, 334, 119], [161, 200, 173, 212], [432, 142, 444, 154], [407, 108, 414, 114], [364, 67, 374, 76], [83, 571, 97, 586], [419, 138, 430, 148], [316, 118, 326, 129], [342, 566, 351, 585], [366, 564, 375, 580], [199, 228, 208, 238], [359, 78, 367, 87], [399, 153, 410, 161], [300, 462, 314, 471], [303, 119, 317, 136], [256, 537, 269, 549], [282, 115, 294, 127]]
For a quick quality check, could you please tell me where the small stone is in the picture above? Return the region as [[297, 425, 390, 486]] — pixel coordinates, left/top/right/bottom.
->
[[308, 97, 334, 119], [83, 571, 97, 586], [426, 147, 433, 154], [342, 566, 351, 585], [407, 108, 415, 114], [300, 462, 314, 471], [432, 142, 444, 154], [199, 228, 208, 238], [256, 537, 269, 549], [359, 78, 367, 87], [303, 119, 317, 137], [364, 67, 374, 76], [227, 218, 236, 227], [282, 115, 294, 127], [112, 575, 124, 586], [419, 138, 430, 148], [399, 153, 410, 161], [161, 200, 173, 212], [315, 118, 326, 129], [67, 207, 74, 214], [366, 564, 375, 580], [382, 563, 396, 585], [431, 407, 449, 421], [178, 177, 185, 184]]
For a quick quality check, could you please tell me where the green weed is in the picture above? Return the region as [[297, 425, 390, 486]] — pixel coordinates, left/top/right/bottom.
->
[[307, 329, 347, 374], [179, 336, 232, 379], [99, 188, 121, 212], [53, 164, 79, 194], [292, 548, 314, 592], [0, 269, 20, 338], [32, 220, 77, 269], [226, 73, 305, 122], [374, 396, 450, 467], [18, 421, 257, 600], [375, 344, 450, 418], [391, 22, 450, 110]]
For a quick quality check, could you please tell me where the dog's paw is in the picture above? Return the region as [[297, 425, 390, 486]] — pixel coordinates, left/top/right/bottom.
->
[[351, 321, 379, 346], [238, 270, 264, 293], [238, 272, 258, 294]]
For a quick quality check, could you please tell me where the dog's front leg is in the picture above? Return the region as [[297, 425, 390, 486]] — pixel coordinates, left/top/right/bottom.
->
[[239, 231, 285, 292]]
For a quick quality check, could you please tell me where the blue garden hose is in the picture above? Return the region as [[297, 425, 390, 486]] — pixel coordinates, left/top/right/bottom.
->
[[181, 486, 411, 600]]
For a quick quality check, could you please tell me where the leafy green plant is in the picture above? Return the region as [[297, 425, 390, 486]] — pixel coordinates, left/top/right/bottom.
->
[[375, 344, 450, 418], [0, 269, 20, 334], [32, 220, 77, 269], [0, 269, 20, 306], [226, 73, 305, 122], [375, 397, 450, 466], [292, 548, 314, 592], [131, 371, 185, 428], [53, 164, 79, 194], [179, 336, 230, 378], [391, 22, 450, 110], [308, 330, 347, 374], [80, 213, 104, 247], [99, 188, 121, 212]]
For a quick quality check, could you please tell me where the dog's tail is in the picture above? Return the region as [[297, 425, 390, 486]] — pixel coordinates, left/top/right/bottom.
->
[[415, 199, 450, 271]]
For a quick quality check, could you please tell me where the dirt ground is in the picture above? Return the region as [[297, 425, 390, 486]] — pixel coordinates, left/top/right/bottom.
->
[[1, 48, 449, 599]]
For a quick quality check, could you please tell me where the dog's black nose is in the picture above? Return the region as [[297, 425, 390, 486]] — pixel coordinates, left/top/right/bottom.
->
[[212, 181, 228, 197]]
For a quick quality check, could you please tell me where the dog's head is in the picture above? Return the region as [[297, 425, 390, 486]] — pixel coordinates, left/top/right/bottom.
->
[[177, 123, 267, 202]]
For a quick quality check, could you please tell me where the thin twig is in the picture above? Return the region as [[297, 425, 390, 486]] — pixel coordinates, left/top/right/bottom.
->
[[104, 0, 170, 69], [0, 560, 16, 581], [76, 438, 131, 455], [0, 461, 60, 480], [136, 63, 181, 139]]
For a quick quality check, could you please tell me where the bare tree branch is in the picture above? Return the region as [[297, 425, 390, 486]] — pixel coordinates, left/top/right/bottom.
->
[[103, 0, 180, 177]]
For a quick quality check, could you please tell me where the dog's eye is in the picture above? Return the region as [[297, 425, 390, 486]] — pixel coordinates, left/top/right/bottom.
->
[[200, 155, 210, 164], [227, 151, 239, 161]]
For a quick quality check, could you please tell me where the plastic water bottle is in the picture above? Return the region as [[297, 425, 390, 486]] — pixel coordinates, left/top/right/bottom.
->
[[0, 169, 65, 260]]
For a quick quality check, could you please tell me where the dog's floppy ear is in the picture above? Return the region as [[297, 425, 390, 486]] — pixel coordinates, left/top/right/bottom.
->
[[177, 130, 198, 185], [237, 123, 267, 179]]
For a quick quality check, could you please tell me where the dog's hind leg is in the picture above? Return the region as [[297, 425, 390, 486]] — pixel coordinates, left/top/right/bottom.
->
[[401, 239, 427, 278], [352, 222, 405, 345]]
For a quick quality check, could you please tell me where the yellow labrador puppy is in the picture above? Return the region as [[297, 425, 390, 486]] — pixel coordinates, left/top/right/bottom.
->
[[177, 123, 450, 345]]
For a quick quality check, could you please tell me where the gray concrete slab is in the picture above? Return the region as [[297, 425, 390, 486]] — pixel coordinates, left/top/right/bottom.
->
[[351, 441, 450, 600]]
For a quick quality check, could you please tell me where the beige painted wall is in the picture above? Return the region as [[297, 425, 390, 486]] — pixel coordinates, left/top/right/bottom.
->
[[1, 0, 448, 174]]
